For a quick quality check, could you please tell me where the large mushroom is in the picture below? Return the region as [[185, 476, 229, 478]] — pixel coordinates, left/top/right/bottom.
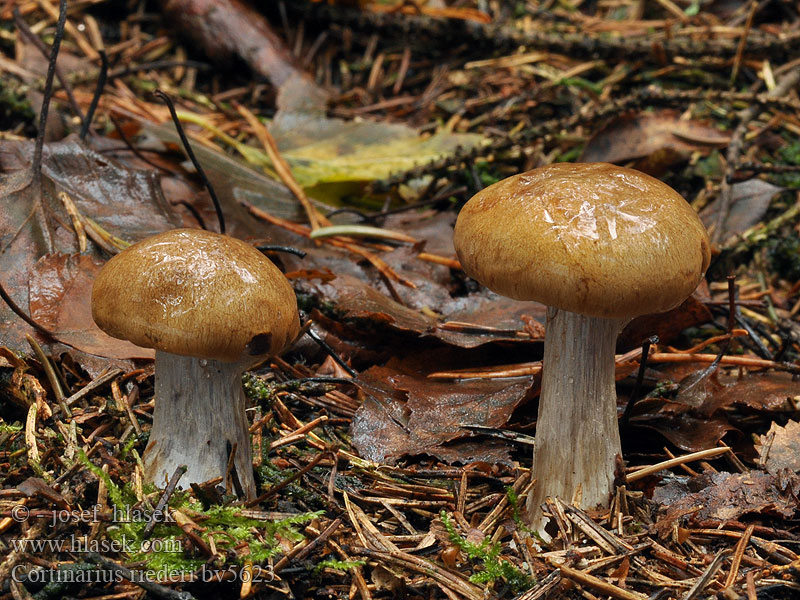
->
[[453, 163, 710, 529], [92, 228, 300, 499]]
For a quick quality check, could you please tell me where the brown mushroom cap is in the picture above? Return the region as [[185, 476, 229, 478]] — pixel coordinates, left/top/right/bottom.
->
[[92, 228, 300, 362], [453, 163, 711, 319]]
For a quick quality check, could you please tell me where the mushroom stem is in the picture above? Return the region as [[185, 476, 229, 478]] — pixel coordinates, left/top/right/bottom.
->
[[143, 351, 256, 499], [527, 307, 624, 529]]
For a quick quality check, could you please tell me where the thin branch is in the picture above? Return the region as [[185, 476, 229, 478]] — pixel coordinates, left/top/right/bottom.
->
[[154, 89, 226, 234], [14, 5, 84, 125], [80, 49, 108, 140]]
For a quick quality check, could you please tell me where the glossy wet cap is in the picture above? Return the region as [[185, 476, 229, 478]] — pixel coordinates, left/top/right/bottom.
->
[[453, 163, 711, 319], [92, 228, 300, 362]]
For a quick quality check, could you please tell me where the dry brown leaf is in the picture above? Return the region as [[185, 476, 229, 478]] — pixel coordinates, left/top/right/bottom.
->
[[0, 136, 178, 353], [757, 420, 800, 474], [653, 471, 799, 535], [700, 179, 784, 242], [629, 410, 736, 452], [580, 110, 729, 174], [351, 362, 532, 464], [619, 283, 712, 349], [28, 253, 154, 360]]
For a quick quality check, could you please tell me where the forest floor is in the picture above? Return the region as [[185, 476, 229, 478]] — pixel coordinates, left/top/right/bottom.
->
[[1, 1, 799, 599]]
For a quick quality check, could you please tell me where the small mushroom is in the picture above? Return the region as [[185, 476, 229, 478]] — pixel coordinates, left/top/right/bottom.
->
[[92, 228, 300, 499], [453, 163, 710, 529]]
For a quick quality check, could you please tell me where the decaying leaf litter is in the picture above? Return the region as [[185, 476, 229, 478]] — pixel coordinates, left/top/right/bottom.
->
[[1, 0, 800, 598]]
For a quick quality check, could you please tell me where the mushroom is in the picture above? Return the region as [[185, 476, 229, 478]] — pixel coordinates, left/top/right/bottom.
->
[[453, 163, 710, 529], [92, 228, 300, 499]]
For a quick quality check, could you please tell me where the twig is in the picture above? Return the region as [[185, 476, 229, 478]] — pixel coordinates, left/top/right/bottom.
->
[[306, 326, 357, 378], [154, 89, 225, 234], [730, 0, 759, 83], [626, 447, 731, 482], [666, 329, 747, 355], [0, 278, 56, 339], [515, 569, 562, 600], [142, 465, 187, 539], [725, 523, 755, 588], [14, 6, 84, 124], [245, 451, 328, 507], [244, 201, 415, 287], [65, 368, 123, 407], [348, 546, 484, 600], [619, 336, 657, 429], [681, 549, 731, 600], [647, 352, 799, 373], [25, 334, 67, 416], [80, 49, 108, 140], [548, 560, 648, 600], [265, 415, 329, 448], [257, 245, 307, 259], [559, 500, 633, 554], [57, 191, 87, 252], [108, 59, 211, 79], [25, 0, 68, 254], [310, 224, 418, 244], [273, 517, 342, 573], [224, 442, 241, 497], [33, 0, 98, 60]]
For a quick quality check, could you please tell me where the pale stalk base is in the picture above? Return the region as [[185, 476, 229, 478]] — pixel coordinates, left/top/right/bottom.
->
[[142, 351, 256, 499], [526, 308, 624, 533]]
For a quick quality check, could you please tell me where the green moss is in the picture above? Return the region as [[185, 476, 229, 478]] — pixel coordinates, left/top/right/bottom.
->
[[257, 458, 322, 505], [0, 78, 35, 128], [78, 451, 321, 575], [244, 373, 338, 406], [778, 140, 800, 165], [243, 372, 278, 404], [692, 150, 724, 180], [313, 559, 365, 575], [119, 435, 138, 459], [556, 147, 582, 162], [505, 488, 546, 544], [768, 233, 800, 281], [557, 77, 603, 96], [295, 292, 346, 321], [440, 510, 534, 593], [775, 140, 800, 188]]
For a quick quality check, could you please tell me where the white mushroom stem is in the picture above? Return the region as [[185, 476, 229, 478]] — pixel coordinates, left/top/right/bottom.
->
[[526, 307, 625, 530], [143, 351, 256, 499]]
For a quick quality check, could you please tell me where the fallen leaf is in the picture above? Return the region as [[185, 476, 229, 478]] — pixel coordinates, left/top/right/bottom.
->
[[629, 410, 736, 452], [580, 110, 729, 174], [273, 112, 486, 187], [299, 273, 538, 348], [619, 283, 712, 349], [131, 117, 323, 224], [700, 179, 784, 241], [351, 362, 532, 464], [757, 420, 800, 474], [653, 471, 799, 535], [28, 253, 154, 360], [0, 135, 179, 353], [699, 372, 800, 415], [672, 366, 727, 415]]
